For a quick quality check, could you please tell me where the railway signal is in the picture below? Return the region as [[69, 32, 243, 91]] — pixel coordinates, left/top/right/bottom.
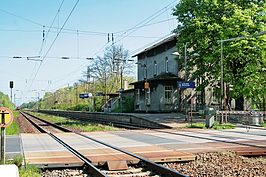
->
[[9, 81, 14, 103]]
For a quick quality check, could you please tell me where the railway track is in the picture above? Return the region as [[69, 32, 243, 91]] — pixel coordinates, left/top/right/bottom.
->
[[155, 129, 266, 149], [25, 111, 266, 154], [20, 111, 187, 177]]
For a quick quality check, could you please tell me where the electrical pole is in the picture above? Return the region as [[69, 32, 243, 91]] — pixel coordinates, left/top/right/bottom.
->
[[184, 43, 188, 81], [120, 64, 123, 113], [220, 40, 224, 112], [184, 43, 188, 120]]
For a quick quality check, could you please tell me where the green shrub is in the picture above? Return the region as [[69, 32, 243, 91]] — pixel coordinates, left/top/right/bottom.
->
[[6, 119, 20, 135], [186, 121, 235, 130], [19, 165, 40, 177], [6, 155, 23, 167]]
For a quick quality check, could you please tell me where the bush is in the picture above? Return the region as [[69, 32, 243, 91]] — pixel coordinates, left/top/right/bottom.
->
[[19, 165, 40, 177], [6, 155, 23, 167]]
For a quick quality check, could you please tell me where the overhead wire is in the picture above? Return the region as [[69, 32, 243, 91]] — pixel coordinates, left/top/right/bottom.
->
[[3, 0, 177, 100], [112, 0, 176, 35], [0, 8, 43, 26], [39, 0, 65, 55], [28, 0, 80, 91], [113, 3, 176, 45], [25, 0, 65, 92], [45, 0, 177, 88]]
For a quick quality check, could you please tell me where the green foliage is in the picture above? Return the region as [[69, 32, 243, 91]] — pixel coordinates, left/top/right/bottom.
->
[[6, 155, 23, 167], [19, 165, 41, 177], [173, 1, 266, 109], [6, 155, 40, 177], [6, 120, 20, 135], [29, 112, 118, 132], [213, 122, 236, 130], [186, 121, 235, 130], [0, 91, 14, 109], [67, 104, 91, 111], [186, 122, 205, 128], [6, 111, 20, 135], [20, 101, 37, 109], [23, 44, 136, 112]]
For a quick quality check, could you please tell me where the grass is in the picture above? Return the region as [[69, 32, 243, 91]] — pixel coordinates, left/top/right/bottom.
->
[[6, 111, 20, 135], [213, 122, 235, 130], [186, 122, 205, 129], [19, 165, 41, 177], [28, 112, 119, 132], [186, 121, 236, 130], [6, 155, 41, 177], [262, 122, 266, 128]]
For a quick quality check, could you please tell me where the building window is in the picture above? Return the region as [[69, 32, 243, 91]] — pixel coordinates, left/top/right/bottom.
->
[[154, 61, 157, 76], [136, 89, 140, 105], [165, 57, 169, 73], [144, 65, 147, 80], [165, 86, 173, 104]]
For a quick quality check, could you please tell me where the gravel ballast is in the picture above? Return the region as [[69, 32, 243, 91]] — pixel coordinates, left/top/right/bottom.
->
[[165, 151, 266, 177]]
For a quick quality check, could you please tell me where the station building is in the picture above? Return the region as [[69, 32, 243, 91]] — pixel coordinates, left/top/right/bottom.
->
[[130, 33, 244, 113]]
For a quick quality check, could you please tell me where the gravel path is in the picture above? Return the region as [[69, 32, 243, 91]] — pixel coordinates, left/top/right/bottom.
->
[[16, 114, 40, 133], [165, 151, 266, 177]]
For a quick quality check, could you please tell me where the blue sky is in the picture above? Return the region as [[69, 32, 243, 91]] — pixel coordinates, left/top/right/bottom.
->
[[0, 0, 178, 105]]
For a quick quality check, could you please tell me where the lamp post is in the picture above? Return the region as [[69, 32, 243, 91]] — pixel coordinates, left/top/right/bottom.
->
[[172, 51, 184, 113]]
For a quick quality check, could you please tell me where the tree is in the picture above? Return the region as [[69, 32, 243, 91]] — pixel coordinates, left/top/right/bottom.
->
[[173, 0, 266, 110], [38, 45, 136, 112], [0, 91, 14, 109], [91, 44, 134, 94]]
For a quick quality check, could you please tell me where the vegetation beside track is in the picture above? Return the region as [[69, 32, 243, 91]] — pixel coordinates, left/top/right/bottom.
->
[[6, 111, 20, 135], [185, 121, 236, 130], [28, 112, 120, 132], [6, 155, 41, 177], [19, 165, 41, 177]]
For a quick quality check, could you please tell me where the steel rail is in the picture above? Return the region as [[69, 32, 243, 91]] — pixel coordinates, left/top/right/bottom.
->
[[22, 111, 71, 132], [20, 111, 107, 177], [22, 111, 187, 177], [49, 133, 107, 177], [20, 111, 46, 133], [26, 111, 142, 130], [78, 132, 187, 177]]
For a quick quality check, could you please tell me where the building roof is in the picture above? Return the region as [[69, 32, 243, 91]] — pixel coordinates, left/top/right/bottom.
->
[[129, 72, 183, 85], [132, 33, 177, 57]]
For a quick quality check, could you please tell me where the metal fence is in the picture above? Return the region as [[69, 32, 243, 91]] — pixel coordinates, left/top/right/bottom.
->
[[216, 111, 265, 126]]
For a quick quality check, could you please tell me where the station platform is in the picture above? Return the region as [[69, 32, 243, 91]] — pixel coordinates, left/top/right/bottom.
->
[[37, 110, 199, 129], [18, 127, 266, 168], [127, 112, 201, 128]]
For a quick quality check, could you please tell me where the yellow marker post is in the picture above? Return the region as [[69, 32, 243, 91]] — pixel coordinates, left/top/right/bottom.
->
[[0, 107, 13, 164]]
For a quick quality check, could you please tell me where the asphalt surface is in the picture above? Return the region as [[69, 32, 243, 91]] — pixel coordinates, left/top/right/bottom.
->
[[5, 135, 22, 159]]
